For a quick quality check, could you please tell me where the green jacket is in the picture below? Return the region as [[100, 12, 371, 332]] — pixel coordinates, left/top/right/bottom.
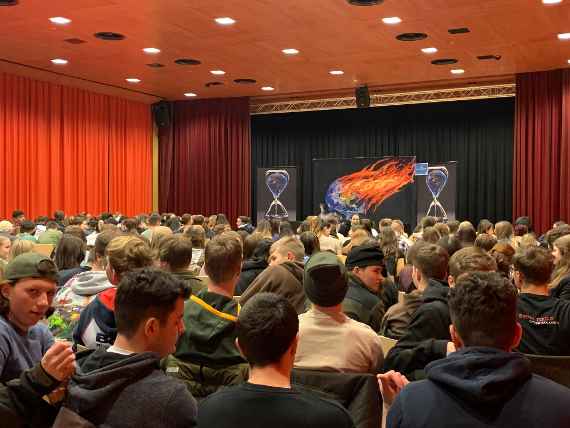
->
[[17, 233, 37, 243], [171, 270, 206, 296], [37, 229, 62, 246], [167, 289, 247, 397]]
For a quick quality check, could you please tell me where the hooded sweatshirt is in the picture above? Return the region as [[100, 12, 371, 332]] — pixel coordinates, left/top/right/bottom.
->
[[240, 261, 307, 314], [72, 288, 117, 350], [235, 257, 268, 295], [387, 347, 570, 427], [342, 273, 381, 326], [49, 271, 114, 341], [383, 279, 450, 379], [54, 349, 197, 428]]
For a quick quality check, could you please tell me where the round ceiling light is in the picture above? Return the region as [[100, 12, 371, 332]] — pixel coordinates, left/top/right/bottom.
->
[[49, 17, 71, 24], [143, 47, 161, 54], [184, 92, 197, 97], [125, 78, 141, 83], [50, 58, 68, 65]]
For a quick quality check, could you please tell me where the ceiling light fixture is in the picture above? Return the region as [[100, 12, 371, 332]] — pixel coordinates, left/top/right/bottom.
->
[[450, 69, 465, 75], [558, 33, 570, 40], [184, 92, 197, 97], [329, 70, 344, 75], [421, 47, 438, 54], [210, 70, 226, 75], [125, 78, 141, 83], [261, 86, 275, 91], [143, 47, 161, 54], [49, 16, 71, 25], [282, 48, 299, 55], [382, 17, 402, 24], [215, 17, 236, 25], [542, 0, 562, 4], [50, 58, 68, 65]]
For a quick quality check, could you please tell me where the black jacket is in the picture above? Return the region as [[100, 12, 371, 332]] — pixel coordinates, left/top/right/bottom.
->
[[383, 279, 450, 379], [387, 347, 570, 428], [235, 258, 268, 296], [550, 275, 570, 301], [342, 274, 381, 326]]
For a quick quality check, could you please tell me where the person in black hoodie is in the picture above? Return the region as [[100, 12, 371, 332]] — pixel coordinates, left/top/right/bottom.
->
[[382, 271, 570, 428], [235, 235, 272, 295], [342, 243, 385, 326], [513, 246, 570, 355], [54, 268, 197, 427], [384, 246, 496, 379]]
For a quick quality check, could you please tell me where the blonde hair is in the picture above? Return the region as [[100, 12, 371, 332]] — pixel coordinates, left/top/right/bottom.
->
[[9, 239, 34, 259], [106, 236, 154, 279], [550, 234, 570, 290], [270, 236, 305, 262]]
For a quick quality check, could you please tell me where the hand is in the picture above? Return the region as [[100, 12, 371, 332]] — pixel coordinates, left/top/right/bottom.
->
[[446, 341, 456, 356], [377, 370, 409, 406], [41, 341, 76, 382]]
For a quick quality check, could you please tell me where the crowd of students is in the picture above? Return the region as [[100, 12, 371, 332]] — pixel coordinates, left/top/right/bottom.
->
[[0, 209, 569, 427]]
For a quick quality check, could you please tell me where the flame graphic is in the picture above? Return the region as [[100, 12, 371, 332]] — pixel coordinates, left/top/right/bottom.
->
[[337, 158, 415, 213]]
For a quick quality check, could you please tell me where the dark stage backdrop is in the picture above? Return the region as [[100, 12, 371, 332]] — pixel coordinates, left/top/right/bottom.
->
[[251, 98, 514, 226]]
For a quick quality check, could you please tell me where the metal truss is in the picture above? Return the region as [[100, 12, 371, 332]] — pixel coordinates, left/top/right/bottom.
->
[[250, 84, 516, 115]]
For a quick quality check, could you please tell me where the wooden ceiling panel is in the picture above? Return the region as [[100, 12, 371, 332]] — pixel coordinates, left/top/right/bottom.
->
[[0, 0, 569, 103]]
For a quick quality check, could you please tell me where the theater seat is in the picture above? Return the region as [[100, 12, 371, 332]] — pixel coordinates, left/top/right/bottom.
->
[[291, 368, 381, 428], [524, 354, 570, 388], [33, 243, 55, 258]]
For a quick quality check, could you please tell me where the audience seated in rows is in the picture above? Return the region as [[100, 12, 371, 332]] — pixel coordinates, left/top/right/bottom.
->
[[159, 234, 204, 295]]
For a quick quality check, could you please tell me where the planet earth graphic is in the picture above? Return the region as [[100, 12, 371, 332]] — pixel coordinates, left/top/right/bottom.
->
[[325, 178, 365, 218]]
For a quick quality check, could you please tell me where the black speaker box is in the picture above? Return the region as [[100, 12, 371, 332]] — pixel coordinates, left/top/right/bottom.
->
[[152, 101, 171, 128], [355, 85, 370, 108]]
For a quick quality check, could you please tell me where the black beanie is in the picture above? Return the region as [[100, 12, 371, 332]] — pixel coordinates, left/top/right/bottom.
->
[[346, 243, 384, 270], [304, 252, 348, 307]]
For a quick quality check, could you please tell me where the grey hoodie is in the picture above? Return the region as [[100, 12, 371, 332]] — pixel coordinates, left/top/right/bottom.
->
[[70, 270, 113, 296], [54, 349, 197, 428]]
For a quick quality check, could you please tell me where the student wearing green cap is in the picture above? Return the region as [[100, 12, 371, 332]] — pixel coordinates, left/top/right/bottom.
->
[[0, 252, 57, 382]]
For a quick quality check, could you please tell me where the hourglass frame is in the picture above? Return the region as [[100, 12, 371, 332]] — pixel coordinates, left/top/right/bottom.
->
[[264, 169, 289, 220], [425, 166, 449, 221]]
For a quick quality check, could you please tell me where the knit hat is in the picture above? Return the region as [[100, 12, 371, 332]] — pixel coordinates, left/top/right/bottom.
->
[[304, 252, 348, 307], [346, 243, 384, 270], [3, 252, 58, 283]]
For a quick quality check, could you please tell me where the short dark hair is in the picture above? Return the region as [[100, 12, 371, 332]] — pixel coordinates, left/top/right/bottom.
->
[[54, 235, 86, 270], [437, 235, 463, 258], [447, 220, 460, 234], [420, 216, 437, 229], [243, 232, 265, 260], [450, 271, 517, 349], [449, 247, 497, 279], [115, 268, 190, 339], [421, 227, 441, 244], [474, 234, 498, 252], [185, 225, 205, 249], [46, 221, 59, 230], [205, 234, 242, 283], [456, 223, 476, 245], [408, 242, 449, 280], [513, 247, 554, 285], [160, 235, 193, 271], [299, 231, 320, 257], [477, 219, 493, 235], [20, 220, 35, 233], [238, 216, 251, 224], [191, 215, 205, 226], [12, 210, 25, 219], [181, 214, 192, 225], [122, 218, 138, 233], [148, 214, 161, 226], [237, 293, 299, 367], [54, 211, 65, 222]]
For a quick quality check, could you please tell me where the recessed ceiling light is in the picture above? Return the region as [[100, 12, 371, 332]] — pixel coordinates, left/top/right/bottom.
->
[[125, 78, 141, 83], [421, 47, 438, 54], [143, 47, 161, 54], [184, 92, 197, 97], [282, 48, 299, 55], [450, 69, 465, 75], [261, 86, 275, 91], [382, 17, 402, 24], [210, 70, 226, 75], [543, 0, 562, 4], [568, 59, 570, 64], [329, 70, 344, 75], [214, 17, 236, 25], [50, 58, 68, 65], [558, 33, 570, 40], [49, 17, 71, 25]]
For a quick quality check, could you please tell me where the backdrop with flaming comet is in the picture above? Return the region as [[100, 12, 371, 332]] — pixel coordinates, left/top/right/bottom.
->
[[324, 158, 415, 218]]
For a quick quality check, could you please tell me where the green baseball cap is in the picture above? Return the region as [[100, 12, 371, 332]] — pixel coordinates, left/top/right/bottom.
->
[[3, 252, 58, 283]]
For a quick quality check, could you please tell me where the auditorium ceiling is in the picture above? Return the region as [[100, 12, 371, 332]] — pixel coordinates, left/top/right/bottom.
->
[[0, 0, 569, 103]]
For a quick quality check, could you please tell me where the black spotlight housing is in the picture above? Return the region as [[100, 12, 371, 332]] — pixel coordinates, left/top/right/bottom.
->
[[396, 33, 428, 42], [431, 58, 459, 65], [174, 58, 202, 66], [347, 0, 383, 5], [94, 32, 126, 41], [0, 0, 18, 5]]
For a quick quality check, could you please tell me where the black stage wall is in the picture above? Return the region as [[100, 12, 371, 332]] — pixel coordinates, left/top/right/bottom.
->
[[251, 98, 514, 227]]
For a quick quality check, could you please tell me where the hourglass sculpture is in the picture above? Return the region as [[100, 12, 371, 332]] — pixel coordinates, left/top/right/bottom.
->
[[265, 170, 289, 220], [425, 167, 448, 221]]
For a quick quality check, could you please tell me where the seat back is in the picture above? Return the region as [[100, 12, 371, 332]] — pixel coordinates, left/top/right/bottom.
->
[[524, 354, 570, 388], [291, 368, 381, 428], [33, 243, 55, 257]]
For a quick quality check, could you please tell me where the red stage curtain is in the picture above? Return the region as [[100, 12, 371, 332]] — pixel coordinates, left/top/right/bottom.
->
[[158, 98, 251, 224], [514, 69, 570, 233], [0, 72, 152, 219]]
